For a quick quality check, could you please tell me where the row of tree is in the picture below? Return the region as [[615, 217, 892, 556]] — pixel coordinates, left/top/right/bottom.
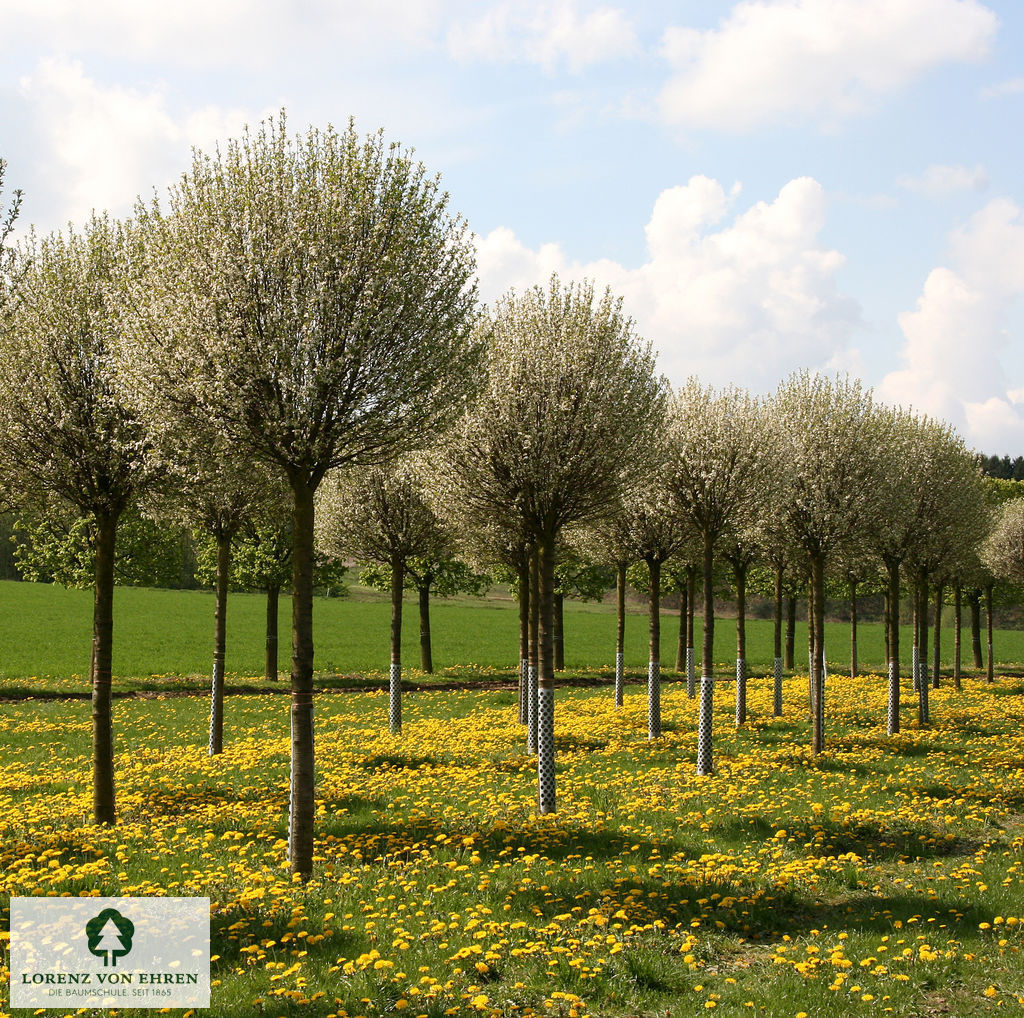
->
[[1, 121, 1021, 881]]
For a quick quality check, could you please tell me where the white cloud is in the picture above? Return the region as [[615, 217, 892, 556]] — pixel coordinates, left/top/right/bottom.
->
[[17, 57, 274, 229], [898, 163, 989, 197], [1, 0, 443, 66], [476, 175, 860, 391], [658, 0, 997, 131], [878, 197, 1024, 452], [447, 0, 638, 72]]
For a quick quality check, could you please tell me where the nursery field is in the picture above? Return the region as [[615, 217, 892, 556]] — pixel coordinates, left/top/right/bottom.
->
[[0, 579, 1023, 692], [1, 675, 1023, 1017]]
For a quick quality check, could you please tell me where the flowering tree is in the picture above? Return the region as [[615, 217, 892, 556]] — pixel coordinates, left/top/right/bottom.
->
[[666, 382, 767, 774], [318, 458, 447, 733], [772, 373, 884, 754], [0, 158, 22, 305], [0, 215, 161, 824], [879, 414, 988, 721], [129, 115, 479, 877], [443, 276, 665, 812]]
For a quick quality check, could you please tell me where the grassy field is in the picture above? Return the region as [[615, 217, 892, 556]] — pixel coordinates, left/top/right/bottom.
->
[[1, 675, 1023, 1016], [0, 579, 1021, 692]]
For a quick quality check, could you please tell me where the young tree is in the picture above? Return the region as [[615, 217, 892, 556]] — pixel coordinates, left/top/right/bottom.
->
[[0, 216, 161, 824], [665, 542, 701, 696], [195, 500, 348, 681], [318, 458, 448, 732], [552, 552, 614, 669], [902, 419, 989, 722], [461, 522, 533, 723], [576, 508, 636, 707], [360, 555, 489, 673], [442, 276, 665, 812], [723, 528, 761, 727], [232, 502, 294, 683], [666, 382, 768, 774], [620, 486, 686, 739], [753, 543, 798, 715], [772, 373, 884, 755], [129, 115, 479, 877], [983, 500, 1024, 617], [157, 440, 275, 754]]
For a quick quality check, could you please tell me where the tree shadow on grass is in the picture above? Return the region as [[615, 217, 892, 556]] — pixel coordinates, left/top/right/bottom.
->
[[209, 902, 362, 968]]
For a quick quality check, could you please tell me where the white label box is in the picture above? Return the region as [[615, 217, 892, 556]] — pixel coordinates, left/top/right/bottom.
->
[[10, 896, 210, 1009]]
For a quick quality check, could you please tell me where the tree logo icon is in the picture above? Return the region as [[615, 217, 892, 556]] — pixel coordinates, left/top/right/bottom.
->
[[85, 908, 135, 967]]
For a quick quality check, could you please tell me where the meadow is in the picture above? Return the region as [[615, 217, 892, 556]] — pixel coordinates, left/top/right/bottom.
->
[[0, 579, 1022, 694], [1, 673, 1023, 1017], [1, 580, 1023, 1016]]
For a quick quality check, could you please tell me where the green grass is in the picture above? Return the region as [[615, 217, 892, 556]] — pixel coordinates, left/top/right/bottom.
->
[[0, 579, 1020, 691], [1, 677, 1023, 1016]]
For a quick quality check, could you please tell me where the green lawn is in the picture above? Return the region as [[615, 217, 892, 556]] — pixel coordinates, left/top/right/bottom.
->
[[0, 579, 1020, 690]]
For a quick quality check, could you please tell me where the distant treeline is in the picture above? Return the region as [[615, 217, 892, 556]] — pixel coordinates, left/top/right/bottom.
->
[[979, 453, 1024, 480]]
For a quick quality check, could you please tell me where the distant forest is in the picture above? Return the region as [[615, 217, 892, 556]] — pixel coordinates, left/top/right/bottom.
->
[[979, 454, 1024, 480]]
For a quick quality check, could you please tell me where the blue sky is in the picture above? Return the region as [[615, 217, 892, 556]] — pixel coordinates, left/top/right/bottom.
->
[[2, 0, 1023, 452]]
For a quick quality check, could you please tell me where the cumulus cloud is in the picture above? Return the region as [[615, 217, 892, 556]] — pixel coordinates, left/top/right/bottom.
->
[[447, 0, 638, 72], [476, 175, 860, 391], [878, 197, 1024, 452], [17, 57, 273, 229], [898, 163, 989, 197], [658, 0, 997, 131]]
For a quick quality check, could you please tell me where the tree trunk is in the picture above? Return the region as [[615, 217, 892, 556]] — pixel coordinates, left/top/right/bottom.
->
[[810, 554, 825, 754], [970, 591, 983, 668], [735, 562, 747, 727], [675, 580, 687, 673], [986, 583, 995, 683], [953, 584, 962, 691], [537, 531, 558, 814], [91, 511, 119, 825], [647, 557, 661, 740], [686, 565, 697, 698], [528, 550, 540, 752], [697, 534, 715, 775], [773, 565, 783, 717], [553, 592, 564, 671], [849, 578, 858, 679], [388, 557, 405, 734], [208, 530, 231, 756], [265, 584, 280, 682], [518, 559, 530, 723], [807, 590, 814, 721], [911, 589, 920, 693], [916, 574, 929, 724], [932, 582, 943, 689], [886, 559, 900, 736], [883, 586, 890, 666], [418, 583, 433, 674], [785, 593, 796, 670], [615, 561, 626, 708], [288, 477, 316, 880]]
